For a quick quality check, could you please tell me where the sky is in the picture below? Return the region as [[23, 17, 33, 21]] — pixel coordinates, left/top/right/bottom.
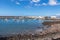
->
[[0, 0, 60, 16]]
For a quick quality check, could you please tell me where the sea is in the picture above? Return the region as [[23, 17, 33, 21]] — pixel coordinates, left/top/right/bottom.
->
[[0, 18, 44, 36]]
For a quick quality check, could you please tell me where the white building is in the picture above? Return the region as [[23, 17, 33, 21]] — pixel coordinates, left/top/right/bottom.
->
[[39, 16, 45, 19], [50, 16, 56, 19]]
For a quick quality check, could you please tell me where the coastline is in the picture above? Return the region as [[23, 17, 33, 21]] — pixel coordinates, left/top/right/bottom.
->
[[0, 18, 60, 40]]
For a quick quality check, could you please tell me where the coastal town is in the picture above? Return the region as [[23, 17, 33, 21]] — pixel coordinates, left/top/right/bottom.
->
[[0, 16, 59, 20], [1, 0, 60, 40]]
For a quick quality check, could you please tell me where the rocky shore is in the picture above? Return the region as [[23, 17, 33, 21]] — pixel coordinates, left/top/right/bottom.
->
[[0, 21, 60, 40]]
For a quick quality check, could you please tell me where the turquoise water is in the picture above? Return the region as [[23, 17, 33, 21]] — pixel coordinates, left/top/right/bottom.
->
[[0, 19, 43, 35]]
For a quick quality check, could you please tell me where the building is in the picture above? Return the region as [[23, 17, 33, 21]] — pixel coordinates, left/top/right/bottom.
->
[[39, 16, 45, 19], [50, 16, 56, 19]]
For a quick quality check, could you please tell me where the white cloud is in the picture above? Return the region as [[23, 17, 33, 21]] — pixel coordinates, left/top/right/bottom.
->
[[48, 0, 58, 5], [42, 0, 60, 6], [32, 0, 40, 3], [16, 1, 20, 5], [34, 4, 41, 6], [42, 3, 47, 6]]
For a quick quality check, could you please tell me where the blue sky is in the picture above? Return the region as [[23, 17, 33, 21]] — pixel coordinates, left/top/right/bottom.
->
[[0, 0, 60, 16]]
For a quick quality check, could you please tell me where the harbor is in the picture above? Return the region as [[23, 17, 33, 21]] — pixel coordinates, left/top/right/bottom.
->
[[0, 16, 60, 40], [0, 0, 60, 40]]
